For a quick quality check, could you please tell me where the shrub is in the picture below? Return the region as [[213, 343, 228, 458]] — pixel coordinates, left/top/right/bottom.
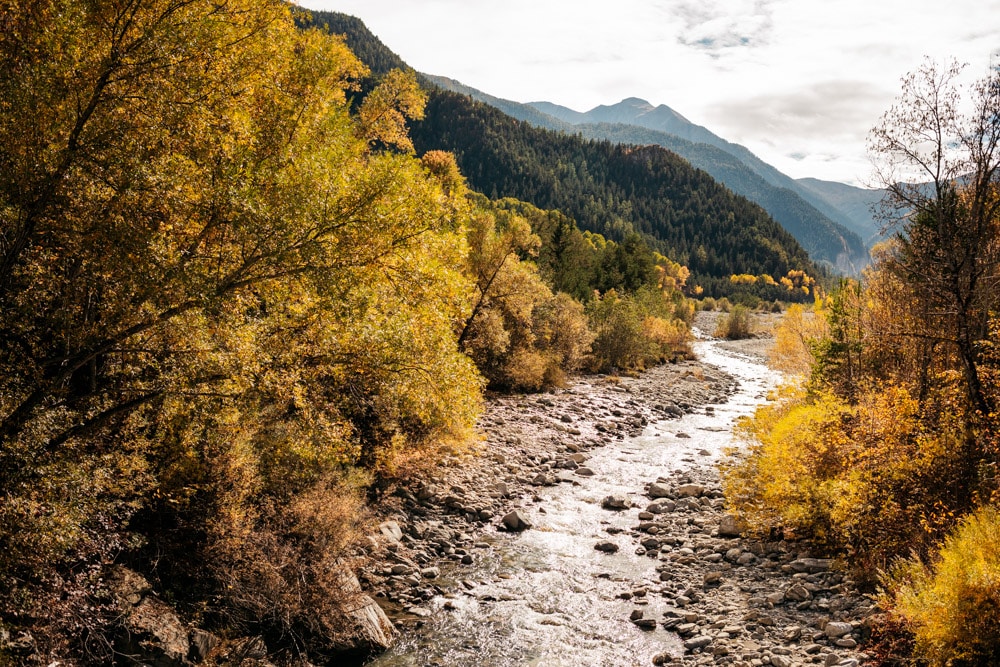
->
[[714, 304, 752, 339], [770, 304, 829, 375], [207, 476, 374, 659], [885, 505, 1000, 666], [722, 386, 853, 541], [588, 293, 648, 371], [723, 382, 979, 572]]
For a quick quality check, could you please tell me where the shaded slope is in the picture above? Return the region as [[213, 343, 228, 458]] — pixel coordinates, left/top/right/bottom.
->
[[797, 177, 885, 245], [409, 90, 819, 293], [426, 78, 868, 271], [303, 10, 825, 296]]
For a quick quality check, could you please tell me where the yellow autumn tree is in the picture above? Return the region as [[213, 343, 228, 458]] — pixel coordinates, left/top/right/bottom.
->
[[0, 0, 481, 659]]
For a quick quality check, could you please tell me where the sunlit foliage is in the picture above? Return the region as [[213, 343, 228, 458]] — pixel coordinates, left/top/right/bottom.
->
[[0, 0, 480, 658], [885, 505, 1000, 666], [770, 303, 829, 376], [723, 59, 1000, 663]]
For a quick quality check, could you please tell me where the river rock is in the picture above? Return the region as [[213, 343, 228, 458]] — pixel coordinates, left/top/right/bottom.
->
[[601, 495, 631, 510], [703, 571, 723, 586], [676, 483, 705, 498], [594, 541, 619, 553], [647, 482, 672, 498], [378, 520, 404, 544], [785, 583, 812, 602], [107, 566, 190, 667], [501, 510, 532, 531], [825, 621, 854, 638], [647, 499, 676, 513], [717, 514, 743, 537], [334, 567, 396, 656], [791, 557, 834, 573], [683, 635, 712, 651]]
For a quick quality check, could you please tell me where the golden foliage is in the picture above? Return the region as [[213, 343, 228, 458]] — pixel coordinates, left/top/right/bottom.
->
[[724, 381, 982, 572], [0, 1, 483, 657], [769, 303, 829, 375], [459, 199, 594, 391], [885, 505, 1000, 666]]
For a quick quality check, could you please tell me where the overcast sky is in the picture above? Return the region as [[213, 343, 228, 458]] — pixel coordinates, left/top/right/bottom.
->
[[297, 0, 1000, 187]]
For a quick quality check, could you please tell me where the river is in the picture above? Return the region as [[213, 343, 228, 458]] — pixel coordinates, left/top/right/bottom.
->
[[367, 336, 783, 667]]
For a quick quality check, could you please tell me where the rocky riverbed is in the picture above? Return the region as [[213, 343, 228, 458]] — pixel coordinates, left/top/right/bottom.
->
[[360, 318, 876, 667]]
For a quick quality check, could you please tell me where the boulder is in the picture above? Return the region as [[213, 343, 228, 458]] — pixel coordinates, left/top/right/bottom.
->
[[676, 484, 705, 498], [683, 635, 712, 651], [107, 566, 190, 667], [378, 521, 404, 544], [188, 630, 219, 663], [601, 495, 631, 510], [594, 541, 619, 553], [825, 621, 854, 638], [501, 510, 533, 531], [333, 567, 397, 655], [791, 557, 834, 573], [784, 583, 812, 602]]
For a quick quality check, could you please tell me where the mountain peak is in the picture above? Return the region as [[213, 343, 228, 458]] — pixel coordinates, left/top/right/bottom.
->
[[620, 96, 653, 107]]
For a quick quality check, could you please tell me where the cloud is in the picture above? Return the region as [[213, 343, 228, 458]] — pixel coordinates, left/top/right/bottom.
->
[[670, 0, 775, 52], [706, 80, 888, 142]]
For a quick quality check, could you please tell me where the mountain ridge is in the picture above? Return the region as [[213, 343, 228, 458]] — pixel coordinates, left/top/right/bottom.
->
[[304, 10, 827, 296], [423, 75, 870, 271]]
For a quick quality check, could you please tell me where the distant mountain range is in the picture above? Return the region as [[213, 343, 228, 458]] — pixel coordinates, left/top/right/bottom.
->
[[301, 10, 878, 295], [426, 75, 885, 271]]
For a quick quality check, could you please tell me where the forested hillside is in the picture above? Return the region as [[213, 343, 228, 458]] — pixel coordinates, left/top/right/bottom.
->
[[308, 9, 826, 300], [410, 92, 818, 297], [424, 75, 869, 272]]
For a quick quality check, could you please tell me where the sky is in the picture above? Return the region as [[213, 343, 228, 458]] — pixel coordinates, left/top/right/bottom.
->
[[296, 0, 1000, 187]]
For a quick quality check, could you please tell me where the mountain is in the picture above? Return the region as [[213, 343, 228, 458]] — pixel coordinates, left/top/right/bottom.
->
[[533, 98, 883, 264], [424, 76, 871, 272], [424, 76, 574, 133], [796, 177, 886, 246], [410, 91, 817, 285], [303, 10, 826, 297]]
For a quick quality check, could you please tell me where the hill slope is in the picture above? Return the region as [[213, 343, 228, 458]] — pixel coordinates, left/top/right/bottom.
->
[[424, 77, 869, 272], [796, 177, 886, 245], [304, 10, 825, 296]]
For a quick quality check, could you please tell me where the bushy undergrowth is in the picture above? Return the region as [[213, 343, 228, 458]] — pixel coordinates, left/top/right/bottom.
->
[[769, 303, 829, 375], [883, 505, 1000, 666], [714, 304, 753, 339], [724, 382, 983, 575], [587, 286, 691, 372]]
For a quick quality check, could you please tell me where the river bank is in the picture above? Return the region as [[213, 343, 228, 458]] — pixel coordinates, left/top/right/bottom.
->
[[360, 313, 876, 666]]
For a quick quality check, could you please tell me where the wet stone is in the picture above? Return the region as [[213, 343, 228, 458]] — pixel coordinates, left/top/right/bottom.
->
[[594, 541, 620, 553]]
